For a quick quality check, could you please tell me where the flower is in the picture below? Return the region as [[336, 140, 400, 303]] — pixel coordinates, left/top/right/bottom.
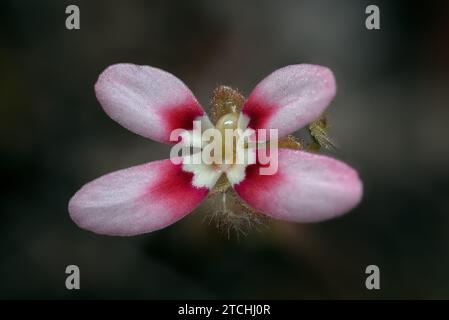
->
[[68, 63, 363, 236]]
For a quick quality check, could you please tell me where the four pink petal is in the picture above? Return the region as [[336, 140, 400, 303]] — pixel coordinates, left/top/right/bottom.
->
[[69, 63, 362, 235]]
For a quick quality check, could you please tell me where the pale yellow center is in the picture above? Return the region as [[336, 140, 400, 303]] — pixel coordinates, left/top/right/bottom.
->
[[214, 112, 240, 166]]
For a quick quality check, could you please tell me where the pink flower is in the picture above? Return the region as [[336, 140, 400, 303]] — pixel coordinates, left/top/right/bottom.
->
[[68, 63, 362, 236]]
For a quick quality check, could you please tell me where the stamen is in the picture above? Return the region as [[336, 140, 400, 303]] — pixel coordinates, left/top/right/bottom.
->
[[215, 112, 239, 165]]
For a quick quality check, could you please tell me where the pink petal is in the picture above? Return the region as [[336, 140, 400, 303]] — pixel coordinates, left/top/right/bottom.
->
[[68, 159, 209, 236], [95, 63, 205, 143], [233, 149, 362, 222], [242, 64, 336, 138]]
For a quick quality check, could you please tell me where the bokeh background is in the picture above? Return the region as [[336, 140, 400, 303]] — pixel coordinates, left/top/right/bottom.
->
[[1, 0, 449, 299]]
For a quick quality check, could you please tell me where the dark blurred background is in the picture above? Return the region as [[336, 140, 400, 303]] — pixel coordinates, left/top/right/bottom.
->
[[1, 0, 449, 299]]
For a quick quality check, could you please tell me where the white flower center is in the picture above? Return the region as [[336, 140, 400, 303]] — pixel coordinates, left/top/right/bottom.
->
[[178, 112, 257, 189]]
